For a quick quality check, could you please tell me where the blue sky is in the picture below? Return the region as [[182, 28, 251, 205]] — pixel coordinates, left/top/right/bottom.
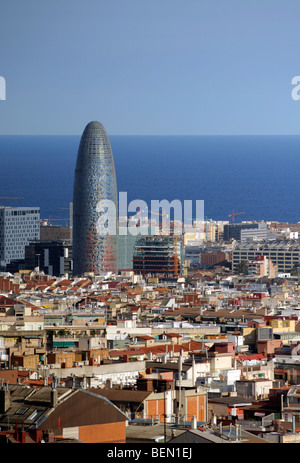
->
[[1, 0, 300, 135]]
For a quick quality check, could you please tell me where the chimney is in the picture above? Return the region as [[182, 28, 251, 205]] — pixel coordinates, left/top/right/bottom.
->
[[20, 421, 26, 443], [51, 382, 58, 408], [210, 412, 217, 427], [44, 430, 55, 443], [293, 415, 296, 434], [178, 352, 183, 371], [219, 422, 223, 435], [191, 415, 197, 430], [0, 381, 10, 413], [192, 355, 195, 385], [31, 428, 43, 443]]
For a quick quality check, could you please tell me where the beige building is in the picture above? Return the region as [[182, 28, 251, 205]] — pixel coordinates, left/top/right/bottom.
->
[[246, 255, 277, 278], [236, 378, 274, 399], [268, 317, 297, 334], [11, 353, 40, 369]]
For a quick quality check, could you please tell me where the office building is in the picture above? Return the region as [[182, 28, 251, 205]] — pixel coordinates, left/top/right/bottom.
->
[[0, 207, 40, 267], [224, 223, 268, 242], [26, 240, 72, 277], [72, 121, 118, 275], [133, 235, 183, 276], [5, 240, 73, 277], [118, 217, 138, 270], [232, 240, 300, 273], [40, 224, 71, 242], [185, 244, 230, 268]]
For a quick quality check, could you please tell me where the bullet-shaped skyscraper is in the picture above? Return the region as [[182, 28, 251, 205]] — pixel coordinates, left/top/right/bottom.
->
[[73, 121, 118, 275]]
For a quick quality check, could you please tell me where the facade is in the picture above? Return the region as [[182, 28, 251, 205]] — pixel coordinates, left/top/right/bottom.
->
[[246, 255, 277, 278], [224, 222, 268, 242], [40, 224, 71, 241], [185, 244, 230, 268], [6, 240, 73, 277], [118, 232, 137, 270], [240, 225, 268, 242], [133, 235, 184, 276], [141, 388, 206, 424], [199, 249, 229, 268], [235, 379, 274, 399], [73, 121, 118, 276], [232, 240, 300, 273], [0, 207, 40, 266], [184, 245, 201, 266], [118, 217, 139, 270], [26, 240, 72, 277]]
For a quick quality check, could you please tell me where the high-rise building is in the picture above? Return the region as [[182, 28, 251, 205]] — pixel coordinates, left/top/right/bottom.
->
[[0, 207, 40, 267], [118, 217, 138, 271], [133, 235, 184, 276], [73, 121, 118, 275]]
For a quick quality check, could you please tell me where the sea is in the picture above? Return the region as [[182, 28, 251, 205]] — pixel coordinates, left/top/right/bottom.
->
[[0, 134, 299, 226]]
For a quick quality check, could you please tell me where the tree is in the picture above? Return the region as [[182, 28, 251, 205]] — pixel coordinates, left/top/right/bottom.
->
[[235, 260, 247, 275]]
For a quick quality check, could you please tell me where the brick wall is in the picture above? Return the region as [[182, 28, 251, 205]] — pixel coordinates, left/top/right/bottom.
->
[[78, 422, 126, 443], [186, 395, 206, 422], [0, 276, 19, 294], [146, 398, 165, 422], [47, 352, 75, 368], [11, 354, 39, 369]]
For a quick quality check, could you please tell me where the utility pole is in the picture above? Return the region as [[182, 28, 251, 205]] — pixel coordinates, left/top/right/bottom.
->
[[164, 385, 167, 442]]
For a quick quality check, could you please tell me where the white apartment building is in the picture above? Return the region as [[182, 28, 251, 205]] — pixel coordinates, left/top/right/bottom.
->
[[0, 207, 40, 265]]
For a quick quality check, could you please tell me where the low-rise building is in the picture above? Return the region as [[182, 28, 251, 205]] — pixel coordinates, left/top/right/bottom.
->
[[0, 382, 128, 443], [235, 378, 274, 399]]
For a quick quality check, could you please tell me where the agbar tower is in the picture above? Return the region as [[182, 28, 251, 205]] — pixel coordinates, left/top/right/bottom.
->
[[72, 121, 118, 275]]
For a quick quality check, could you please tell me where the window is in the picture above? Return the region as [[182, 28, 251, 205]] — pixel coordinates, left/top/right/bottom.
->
[[16, 407, 28, 415], [28, 409, 44, 420]]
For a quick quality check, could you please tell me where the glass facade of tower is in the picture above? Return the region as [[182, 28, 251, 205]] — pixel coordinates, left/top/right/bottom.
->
[[73, 121, 118, 275]]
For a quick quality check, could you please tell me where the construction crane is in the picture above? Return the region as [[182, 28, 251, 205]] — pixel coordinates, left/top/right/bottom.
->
[[150, 210, 169, 223], [228, 210, 245, 224], [149, 210, 169, 234], [58, 203, 73, 227]]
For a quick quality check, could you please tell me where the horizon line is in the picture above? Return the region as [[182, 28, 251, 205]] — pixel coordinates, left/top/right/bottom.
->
[[1, 133, 300, 137]]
